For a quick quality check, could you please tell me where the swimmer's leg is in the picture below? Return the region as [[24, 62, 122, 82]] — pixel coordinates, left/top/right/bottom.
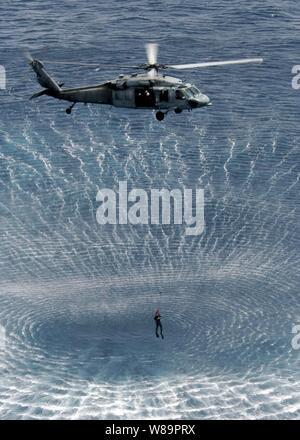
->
[[160, 322, 164, 339]]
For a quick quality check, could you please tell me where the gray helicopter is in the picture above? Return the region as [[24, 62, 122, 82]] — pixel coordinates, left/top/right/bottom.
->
[[28, 44, 263, 121]]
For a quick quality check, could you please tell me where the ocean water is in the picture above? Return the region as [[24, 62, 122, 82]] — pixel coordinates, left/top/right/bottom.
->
[[0, 0, 300, 419]]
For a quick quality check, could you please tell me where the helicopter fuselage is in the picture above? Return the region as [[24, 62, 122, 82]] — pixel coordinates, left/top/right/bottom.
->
[[43, 70, 211, 115], [58, 74, 210, 110]]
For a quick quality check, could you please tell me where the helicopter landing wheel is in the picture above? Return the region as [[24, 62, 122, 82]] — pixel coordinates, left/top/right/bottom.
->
[[156, 111, 165, 121], [174, 108, 182, 114], [66, 102, 76, 114]]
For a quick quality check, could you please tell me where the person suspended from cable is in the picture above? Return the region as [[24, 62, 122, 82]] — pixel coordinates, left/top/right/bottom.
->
[[154, 309, 164, 339]]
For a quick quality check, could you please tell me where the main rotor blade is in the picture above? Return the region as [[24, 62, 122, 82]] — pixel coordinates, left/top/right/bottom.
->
[[41, 60, 140, 69], [41, 60, 101, 66], [167, 58, 263, 70], [145, 43, 158, 65]]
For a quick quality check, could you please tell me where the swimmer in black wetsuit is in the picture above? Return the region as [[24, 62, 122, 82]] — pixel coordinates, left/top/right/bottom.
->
[[154, 309, 164, 339]]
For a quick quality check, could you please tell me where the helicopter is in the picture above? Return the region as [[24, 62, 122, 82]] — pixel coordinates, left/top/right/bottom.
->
[[27, 44, 263, 121]]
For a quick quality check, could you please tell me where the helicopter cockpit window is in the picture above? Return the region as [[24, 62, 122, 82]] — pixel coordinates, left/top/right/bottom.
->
[[190, 86, 200, 95], [175, 90, 185, 100], [184, 89, 193, 99]]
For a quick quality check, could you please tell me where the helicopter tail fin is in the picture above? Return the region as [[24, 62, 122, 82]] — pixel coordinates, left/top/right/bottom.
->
[[30, 59, 62, 94]]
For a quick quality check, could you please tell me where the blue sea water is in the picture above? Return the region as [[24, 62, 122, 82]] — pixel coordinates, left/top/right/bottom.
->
[[0, 0, 300, 419]]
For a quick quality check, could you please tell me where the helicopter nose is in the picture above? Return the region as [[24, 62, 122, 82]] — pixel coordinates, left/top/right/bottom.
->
[[188, 94, 210, 108], [199, 94, 211, 106]]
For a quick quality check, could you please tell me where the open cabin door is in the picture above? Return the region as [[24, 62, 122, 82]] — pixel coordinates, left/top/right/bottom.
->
[[135, 88, 156, 107]]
